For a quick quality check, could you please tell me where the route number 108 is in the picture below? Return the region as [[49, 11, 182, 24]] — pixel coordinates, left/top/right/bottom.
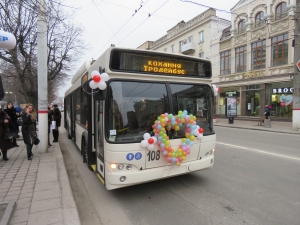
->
[[147, 150, 160, 161]]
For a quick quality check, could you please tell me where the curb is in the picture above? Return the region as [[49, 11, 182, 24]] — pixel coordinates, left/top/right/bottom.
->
[[55, 143, 81, 225], [0, 201, 15, 225], [214, 124, 300, 135]]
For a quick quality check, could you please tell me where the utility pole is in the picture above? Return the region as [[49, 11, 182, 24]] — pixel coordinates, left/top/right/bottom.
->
[[37, 0, 48, 152]]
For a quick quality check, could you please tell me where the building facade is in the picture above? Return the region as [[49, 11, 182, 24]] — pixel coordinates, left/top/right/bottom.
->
[[215, 0, 296, 119], [148, 8, 231, 81]]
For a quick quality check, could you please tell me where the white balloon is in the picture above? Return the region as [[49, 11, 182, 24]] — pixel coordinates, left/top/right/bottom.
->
[[143, 133, 151, 140], [147, 144, 154, 150], [141, 140, 148, 147], [91, 71, 100, 78], [152, 136, 157, 143], [194, 129, 199, 136], [97, 81, 107, 90], [89, 80, 98, 89], [101, 73, 110, 81], [197, 134, 203, 140]]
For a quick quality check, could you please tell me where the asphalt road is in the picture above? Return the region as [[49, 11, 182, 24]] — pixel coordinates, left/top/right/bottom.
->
[[60, 126, 300, 225]]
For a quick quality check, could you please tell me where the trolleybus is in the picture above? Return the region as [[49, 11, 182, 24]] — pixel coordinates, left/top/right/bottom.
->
[[64, 47, 216, 190]]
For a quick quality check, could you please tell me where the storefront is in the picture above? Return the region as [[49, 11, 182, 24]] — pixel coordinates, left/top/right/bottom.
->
[[217, 87, 241, 116], [245, 85, 260, 116], [267, 81, 293, 118]]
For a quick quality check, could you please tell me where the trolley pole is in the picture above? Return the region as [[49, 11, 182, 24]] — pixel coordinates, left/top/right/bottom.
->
[[37, 0, 48, 152]]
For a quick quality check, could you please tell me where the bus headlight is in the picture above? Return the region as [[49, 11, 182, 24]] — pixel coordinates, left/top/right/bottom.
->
[[126, 164, 132, 170], [118, 164, 124, 170], [110, 164, 117, 169], [120, 176, 126, 182]]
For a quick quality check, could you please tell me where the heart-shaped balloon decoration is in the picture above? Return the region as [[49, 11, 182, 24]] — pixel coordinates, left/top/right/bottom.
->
[[89, 71, 110, 90], [143, 110, 204, 166]]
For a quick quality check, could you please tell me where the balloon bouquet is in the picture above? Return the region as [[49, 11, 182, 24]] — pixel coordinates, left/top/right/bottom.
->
[[141, 110, 204, 166]]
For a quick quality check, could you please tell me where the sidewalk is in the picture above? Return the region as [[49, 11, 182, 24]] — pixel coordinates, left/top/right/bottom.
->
[[0, 136, 81, 225], [213, 118, 300, 135]]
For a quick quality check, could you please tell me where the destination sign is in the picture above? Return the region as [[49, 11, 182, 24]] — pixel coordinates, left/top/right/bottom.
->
[[110, 49, 212, 78]]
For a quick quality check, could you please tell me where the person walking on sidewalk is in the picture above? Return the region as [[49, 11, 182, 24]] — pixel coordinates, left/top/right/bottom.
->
[[4, 102, 20, 147], [0, 108, 14, 160], [21, 104, 37, 160], [264, 105, 270, 120], [48, 104, 54, 147], [52, 104, 61, 143]]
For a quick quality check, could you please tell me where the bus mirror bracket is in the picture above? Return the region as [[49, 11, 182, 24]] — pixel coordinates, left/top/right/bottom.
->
[[94, 89, 107, 101]]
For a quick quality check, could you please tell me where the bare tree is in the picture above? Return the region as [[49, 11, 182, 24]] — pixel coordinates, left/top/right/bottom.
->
[[0, 0, 86, 106]]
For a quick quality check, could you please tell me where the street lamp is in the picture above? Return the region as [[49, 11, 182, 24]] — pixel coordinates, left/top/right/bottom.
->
[[5, 91, 13, 102]]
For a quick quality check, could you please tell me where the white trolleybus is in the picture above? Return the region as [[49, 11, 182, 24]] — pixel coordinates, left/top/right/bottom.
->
[[64, 47, 216, 190]]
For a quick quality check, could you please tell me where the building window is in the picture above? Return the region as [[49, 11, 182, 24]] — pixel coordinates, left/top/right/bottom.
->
[[238, 19, 246, 34], [251, 40, 266, 70], [271, 33, 288, 66], [164, 48, 167, 52], [199, 52, 204, 58], [235, 46, 247, 72], [188, 36, 193, 43], [179, 41, 183, 51], [220, 50, 231, 75], [255, 11, 265, 28], [199, 31, 204, 43], [171, 45, 174, 53], [275, 2, 287, 20]]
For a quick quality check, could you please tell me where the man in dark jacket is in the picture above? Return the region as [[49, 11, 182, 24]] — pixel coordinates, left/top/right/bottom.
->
[[52, 104, 61, 142]]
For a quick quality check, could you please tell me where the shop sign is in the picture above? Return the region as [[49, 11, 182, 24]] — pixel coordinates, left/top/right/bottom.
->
[[272, 87, 294, 94], [225, 91, 237, 96], [243, 70, 265, 79]]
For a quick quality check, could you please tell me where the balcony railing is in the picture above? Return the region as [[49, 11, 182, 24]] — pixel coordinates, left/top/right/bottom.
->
[[181, 42, 196, 54]]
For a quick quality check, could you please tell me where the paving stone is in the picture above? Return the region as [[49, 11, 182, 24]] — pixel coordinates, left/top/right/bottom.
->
[[17, 197, 31, 204], [6, 190, 21, 196], [19, 192, 33, 199], [30, 197, 61, 213], [4, 194, 19, 201], [15, 202, 31, 210], [9, 186, 22, 192], [34, 181, 58, 192], [32, 188, 60, 201], [27, 208, 62, 225]]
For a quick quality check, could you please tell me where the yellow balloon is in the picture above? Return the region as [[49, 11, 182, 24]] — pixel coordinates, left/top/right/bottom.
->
[[190, 136, 195, 141]]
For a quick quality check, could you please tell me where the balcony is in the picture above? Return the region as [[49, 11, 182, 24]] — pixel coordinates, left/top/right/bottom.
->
[[181, 42, 196, 54]]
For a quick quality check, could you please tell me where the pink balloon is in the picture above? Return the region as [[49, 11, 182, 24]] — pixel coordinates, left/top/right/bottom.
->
[[186, 150, 190, 154], [167, 157, 172, 163]]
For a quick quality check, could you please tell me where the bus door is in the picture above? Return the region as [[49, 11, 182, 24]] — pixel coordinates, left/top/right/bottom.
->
[[94, 100, 105, 182], [71, 94, 76, 141]]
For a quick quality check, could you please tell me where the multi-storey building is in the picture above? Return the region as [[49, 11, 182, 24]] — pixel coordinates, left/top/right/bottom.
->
[[215, 0, 296, 119], [147, 8, 231, 81]]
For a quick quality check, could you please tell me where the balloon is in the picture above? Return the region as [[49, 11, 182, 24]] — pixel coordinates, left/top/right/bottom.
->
[[147, 144, 154, 150], [0, 30, 16, 49], [93, 75, 101, 82], [141, 140, 148, 147], [148, 138, 154, 144], [97, 81, 107, 90], [89, 80, 98, 89], [91, 71, 100, 78], [197, 134, 203, 140], [101, 73, 110, 81], [143, 133, 151, 140]]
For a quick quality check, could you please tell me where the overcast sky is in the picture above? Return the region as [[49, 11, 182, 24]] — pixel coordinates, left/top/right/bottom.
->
[[60, 0, 238, 95]]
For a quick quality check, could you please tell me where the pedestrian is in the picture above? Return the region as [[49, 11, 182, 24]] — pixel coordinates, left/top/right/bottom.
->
[[0, 108, 14, 160], [264, 105, 270, 119], [52, 104, 61, 143], [21, 104, 37, 160], [48, 104, 54, 147], [4, 102, 20, 147]]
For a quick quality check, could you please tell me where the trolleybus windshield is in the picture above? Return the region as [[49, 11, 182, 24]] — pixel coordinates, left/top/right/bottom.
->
[[106, 81, 213, 143]]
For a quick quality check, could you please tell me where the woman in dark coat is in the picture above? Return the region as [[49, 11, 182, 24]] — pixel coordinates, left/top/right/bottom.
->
[[51, 104, 61, 143], [4, 102, 20, 147], [21, 104, 37, 160], [0, 108, 14, 160]]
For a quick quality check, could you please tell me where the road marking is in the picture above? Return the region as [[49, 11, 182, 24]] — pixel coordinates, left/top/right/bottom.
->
[[217, 142, 300, 162]]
